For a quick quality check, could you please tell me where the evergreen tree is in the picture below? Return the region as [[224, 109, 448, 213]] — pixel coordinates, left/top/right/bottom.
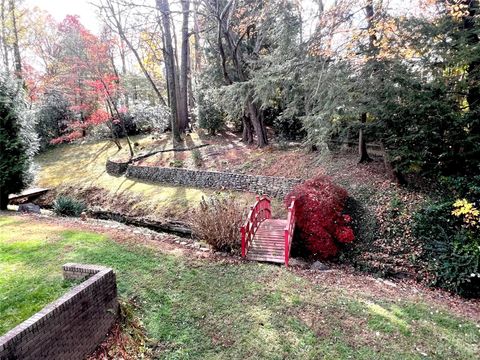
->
[[199, 0, 302, 147], [35, 90, 71, 149], [0, 73, 37, 209]]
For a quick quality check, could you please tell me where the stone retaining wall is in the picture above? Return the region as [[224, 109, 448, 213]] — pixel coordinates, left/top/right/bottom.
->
[[0, 263, 118, 360], [106, 159, 130, 176], [126, 165, 302, 198]]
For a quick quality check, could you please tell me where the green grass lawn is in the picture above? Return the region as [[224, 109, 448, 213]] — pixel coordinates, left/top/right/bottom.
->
[[34, 136, 218, 218], [1, 214, 479, 359]]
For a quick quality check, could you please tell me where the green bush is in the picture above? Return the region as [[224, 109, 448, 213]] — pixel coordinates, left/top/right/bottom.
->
[[414, 200, 480, 298], [35, 90, 72, 149], [273, 114, 304, 141], [169, 159, 184, 168], [439, 175, 480, 200], [197, 91, 224, 135], [191, 149, 203, 168], [53, 196, 86, 217]]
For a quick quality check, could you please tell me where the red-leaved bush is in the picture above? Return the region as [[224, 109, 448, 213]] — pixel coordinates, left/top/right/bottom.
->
[[285, 176, 354, 258]]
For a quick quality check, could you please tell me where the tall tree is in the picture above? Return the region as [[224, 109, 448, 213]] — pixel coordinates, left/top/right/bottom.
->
[[9, 0, 21, 78], [193, 0, 202, 73], [157, 0, 181, 143], [96, 0, 168, 107], [202, 0, 274, 147], [358, 0, 376, 163], [462, 0, 480, 116], [178, 0, 190, 132], [0, 74, 37, 209], [0, 0, 9, 70]]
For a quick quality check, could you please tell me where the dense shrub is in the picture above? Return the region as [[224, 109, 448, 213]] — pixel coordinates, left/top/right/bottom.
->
[[272, 104, 305, 141], [113, 112, 138, 138], [35, 90, 71, 149], [191, 149, 203, 167], [87, 122, 111, 140], [439, 175, 480, 201], [197, 90, 224, 135], [130, 101, 170, 133], [273, 116, 304, 141], [285, 176, 354, 258], [0, 74, 38, 209], [53, 196, 86, 217], [190, 195, 244, 251], [414, 199, 480, 297], [169, 159, 184, 168]]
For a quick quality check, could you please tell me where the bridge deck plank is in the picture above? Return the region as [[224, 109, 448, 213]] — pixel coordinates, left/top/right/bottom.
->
[[247, 219, 288, 263]]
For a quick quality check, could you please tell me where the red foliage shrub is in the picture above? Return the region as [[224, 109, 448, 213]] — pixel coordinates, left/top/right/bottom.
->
[[87, 109, 110, 125], [285, 176, 354, 258], [50, 130, 83, 145]]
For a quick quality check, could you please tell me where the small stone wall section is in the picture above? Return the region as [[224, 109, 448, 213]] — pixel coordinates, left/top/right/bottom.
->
[[106, 159, 130, 176], [0, 263, 118, 360], [126, 165, 302, 198]]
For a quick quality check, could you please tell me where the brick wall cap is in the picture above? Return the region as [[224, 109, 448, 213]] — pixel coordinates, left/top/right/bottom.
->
[[0, 264, 117, 360]]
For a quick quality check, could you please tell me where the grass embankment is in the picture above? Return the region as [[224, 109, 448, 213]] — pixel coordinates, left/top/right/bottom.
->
[[1, 215, 478, 359], [34, 135, 258, 220], [34, 132, 441, 279], [34, 135, 291, 219]]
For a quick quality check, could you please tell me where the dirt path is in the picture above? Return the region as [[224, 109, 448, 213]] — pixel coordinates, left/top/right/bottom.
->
[[6, 211, 479, 323]]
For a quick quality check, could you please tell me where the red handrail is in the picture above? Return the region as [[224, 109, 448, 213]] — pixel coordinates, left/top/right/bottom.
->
[[284, 197, 296, 266], [241, 195, 271, 257]]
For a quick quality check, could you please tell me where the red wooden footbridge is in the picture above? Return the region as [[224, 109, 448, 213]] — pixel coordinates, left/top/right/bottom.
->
[[241, 195, 296, 266]]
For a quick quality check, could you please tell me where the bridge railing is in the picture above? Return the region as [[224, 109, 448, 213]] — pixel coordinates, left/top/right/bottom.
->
[[284, 196, 296, 266], [241, 195, 272, 257]]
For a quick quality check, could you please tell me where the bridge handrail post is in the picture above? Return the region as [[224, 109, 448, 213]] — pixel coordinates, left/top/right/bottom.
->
[[241, 226, 246, 257], [240, 195, 271, 258], [284, 196, 296, 267]]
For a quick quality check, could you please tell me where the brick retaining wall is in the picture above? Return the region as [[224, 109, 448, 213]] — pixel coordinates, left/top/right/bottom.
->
[[0, 263, 118, 360], [126, 165, 302, 199]]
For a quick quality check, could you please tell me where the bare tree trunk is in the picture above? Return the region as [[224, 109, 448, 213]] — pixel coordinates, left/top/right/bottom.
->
[[358, 113, 372, 163], [464, 1, 480, 115], [125, 34, 166, 106], [187, 42, 195, 123], [120, 62, 129, 107], [170, 11, 183, 132], [215, 0, 233, 86], [242, 115, 253, 144], [1, 0, 9, 70], [358, 0, 376, 162], [109, 53, 121, 107], [99, 0, 167, 107], [9, 0, 21, 78], [248, 100, 268, 147], [178, 0, 190, 132], [380, 142, 405, 184], [118, 29, 129, 107], [101, 78, 134, 156], [193, 0, 202, 72], [157, 0, 181, 143], [105, 100, 122, 150]]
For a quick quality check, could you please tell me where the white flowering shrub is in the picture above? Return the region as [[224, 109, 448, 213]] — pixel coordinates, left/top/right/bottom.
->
[[130, 101, 171, 133], [88, 122, 111, 140]]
